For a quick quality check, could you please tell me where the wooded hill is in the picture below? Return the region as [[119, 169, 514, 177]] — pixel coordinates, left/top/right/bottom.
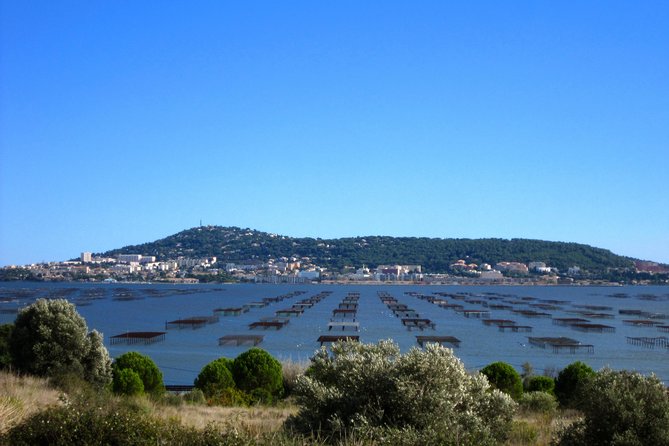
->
[[102, 226, 635, 274]]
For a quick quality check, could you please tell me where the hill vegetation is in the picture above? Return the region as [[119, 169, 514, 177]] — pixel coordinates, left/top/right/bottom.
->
[[103, 226, 635, 273]]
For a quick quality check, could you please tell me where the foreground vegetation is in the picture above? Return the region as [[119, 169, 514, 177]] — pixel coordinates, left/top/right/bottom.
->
[[3, 367, 665, 446], [2, 299, 668, 445], [0, 369, 561, 445]]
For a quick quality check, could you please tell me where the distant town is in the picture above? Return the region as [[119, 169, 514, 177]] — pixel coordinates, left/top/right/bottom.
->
[[2, 251, 667, 285]]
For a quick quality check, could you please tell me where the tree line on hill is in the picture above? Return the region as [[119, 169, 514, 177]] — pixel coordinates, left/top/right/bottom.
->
[[103, 226, 635, 273]]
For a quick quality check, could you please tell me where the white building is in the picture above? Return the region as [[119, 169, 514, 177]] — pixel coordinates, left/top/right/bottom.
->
[[111, 264, 134, 274], [157, 261, 178, 271], [495, 262, 529, 274], [297, 270, 320, 280], [177, 257, 216, 268], [118, 254, 143, 263], [81, 252, 92, 262], [529, 262, 552, 273]]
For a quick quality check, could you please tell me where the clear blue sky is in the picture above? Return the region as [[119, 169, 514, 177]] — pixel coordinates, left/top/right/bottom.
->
[[1, 1, 668, 266]]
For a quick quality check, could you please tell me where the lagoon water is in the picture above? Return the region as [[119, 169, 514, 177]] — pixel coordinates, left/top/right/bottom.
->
[[1, 282, 668, 385]]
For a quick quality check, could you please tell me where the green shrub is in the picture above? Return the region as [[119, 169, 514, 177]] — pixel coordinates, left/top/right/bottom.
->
[[232, 348, 283, 401], [519, 391, 558, 414], [218, 356, 235, 373], [555, 368, 669, 446], [209, 387, 251, 407], [9, 299, 112, 386], [526, 375, 555, 394], [182, 388, 206, 405], [48, 370, 93, 395], [248, 387, 274, 404], [554, 361, 595, 408], [0, 323, 13, 369], [82, 330, 113, 386], [194, 357, 235, 397], [480, 361, 523, 400], [3, 401, 160, 445], [113, 368, 145, 396], [520, 361, 535, 390], [508, 420, 539, 444], [286, 340, 516, 444], [0, 398, 262, 446], [160, 392, 184, 407], [112, 352, 164, 395]]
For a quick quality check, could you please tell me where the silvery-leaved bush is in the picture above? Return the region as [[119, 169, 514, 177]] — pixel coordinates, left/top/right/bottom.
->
[[286, 339, 516, 445], [555, 368, 669, 446], [10, 299, 112, 386]]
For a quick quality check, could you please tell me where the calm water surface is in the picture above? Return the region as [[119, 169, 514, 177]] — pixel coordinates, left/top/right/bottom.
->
[[1, 282, 668, 385]]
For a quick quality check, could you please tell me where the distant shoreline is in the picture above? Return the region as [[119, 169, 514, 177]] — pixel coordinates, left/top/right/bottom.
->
[[1, 278, 661, 286]]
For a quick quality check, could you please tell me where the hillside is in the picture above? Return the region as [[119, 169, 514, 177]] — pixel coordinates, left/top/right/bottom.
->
[[101, 226, 635, 274]]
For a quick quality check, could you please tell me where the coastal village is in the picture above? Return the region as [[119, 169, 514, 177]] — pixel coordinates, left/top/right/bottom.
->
[[2, 251, 666, 285]]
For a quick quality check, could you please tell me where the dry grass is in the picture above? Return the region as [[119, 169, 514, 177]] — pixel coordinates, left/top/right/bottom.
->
[[0, 368, 296, 439], [506, 410, 581, 446], [151, 357, 306, 437], [0, 370, 62, 434], [281, 358, 308, 396], [154, 403, 297, 436]]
